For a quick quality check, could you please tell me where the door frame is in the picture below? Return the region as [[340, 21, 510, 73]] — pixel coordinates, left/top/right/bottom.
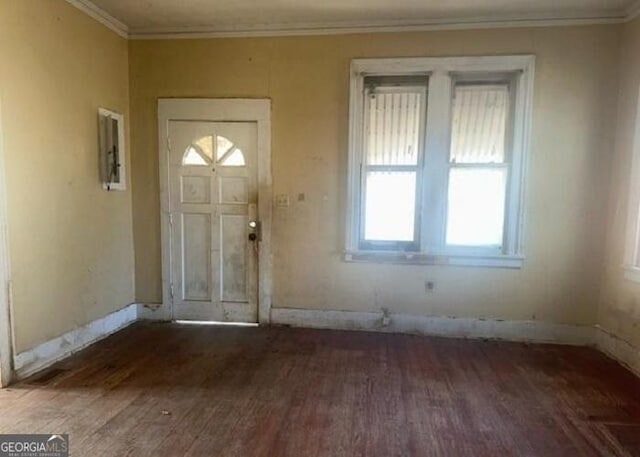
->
[[0, 99, 14, 386], [158, 98, 272, 324]]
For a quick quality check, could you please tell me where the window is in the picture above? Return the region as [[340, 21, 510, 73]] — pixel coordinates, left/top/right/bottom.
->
[[623, 87, 640, 282], [361, 76, 427, 250], [446, 81, 510, 247], [345, 56, 535, 267], [182, 135, 246, 167], [183, 146, 209, 166]]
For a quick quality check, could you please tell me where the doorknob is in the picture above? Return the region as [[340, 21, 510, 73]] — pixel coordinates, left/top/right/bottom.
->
[[248, 220, 261, 242]]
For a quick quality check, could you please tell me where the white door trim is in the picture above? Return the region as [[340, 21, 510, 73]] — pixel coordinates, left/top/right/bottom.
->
[[158, 98, 272, 324], [0, 100, 14, 386]]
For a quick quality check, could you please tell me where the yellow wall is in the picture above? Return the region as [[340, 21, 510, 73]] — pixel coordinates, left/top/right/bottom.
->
[[599, 16, 640, 352], [0, 0, 134, 352], [130, 25, 619, 326], [0, 1, 633, 362]]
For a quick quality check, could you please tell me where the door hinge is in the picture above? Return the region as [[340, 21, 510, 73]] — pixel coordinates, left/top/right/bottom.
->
[[169, 283, 174, 300], [169, 213, 173, 227], [167, 137, 171, 152]]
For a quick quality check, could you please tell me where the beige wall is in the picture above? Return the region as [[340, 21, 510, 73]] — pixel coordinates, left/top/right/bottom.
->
[[599, 16, 640, 351], [130, 25, 619, 327], [0, 0, 134, 353]]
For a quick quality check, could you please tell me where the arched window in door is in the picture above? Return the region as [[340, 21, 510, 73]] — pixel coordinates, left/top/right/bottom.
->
[[183, 135, 245, 167]]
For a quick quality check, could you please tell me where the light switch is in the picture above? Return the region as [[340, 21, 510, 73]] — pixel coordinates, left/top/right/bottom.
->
[[275, 194, 290, 208]]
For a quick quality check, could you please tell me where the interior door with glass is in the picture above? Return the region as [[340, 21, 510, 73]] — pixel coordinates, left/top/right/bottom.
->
[[168, 121, 258, 322]]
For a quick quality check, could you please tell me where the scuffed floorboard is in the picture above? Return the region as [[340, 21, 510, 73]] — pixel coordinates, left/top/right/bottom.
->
[[1, 322, 639, 456]]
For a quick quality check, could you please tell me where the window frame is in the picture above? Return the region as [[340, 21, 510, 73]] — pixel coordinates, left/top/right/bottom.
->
[[623, 86, 640, 282], [359, 79, 428, 252], [345, 55, 535, 268], [443, 75, 515, 255]]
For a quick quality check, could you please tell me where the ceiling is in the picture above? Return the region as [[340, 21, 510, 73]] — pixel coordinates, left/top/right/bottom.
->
[[77, 0, 640, 38]]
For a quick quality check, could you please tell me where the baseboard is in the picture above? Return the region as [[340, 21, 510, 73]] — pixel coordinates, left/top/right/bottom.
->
[[13, 303, 138, 380], [136, 303, 593, 346], [270, 307, 596, 346], [12, 304, 635, 382], [595, 326, 640, 378]]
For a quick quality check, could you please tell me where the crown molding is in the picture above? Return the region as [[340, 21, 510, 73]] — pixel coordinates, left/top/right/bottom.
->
[[65, 0, 640, 40], [65, 0, 129, 38], [128, 15, 625, 40]]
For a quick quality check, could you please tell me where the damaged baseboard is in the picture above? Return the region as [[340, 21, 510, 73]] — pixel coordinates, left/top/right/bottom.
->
[[595, 326, 640, 378], [136, 302, 171, 321], [270, 307, 596, 346], [13, 303, 138, 380], [14, 303, 638, 383]]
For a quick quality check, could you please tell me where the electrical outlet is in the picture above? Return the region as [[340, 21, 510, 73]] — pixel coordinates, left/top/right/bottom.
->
[[425, 280, 436, 293]]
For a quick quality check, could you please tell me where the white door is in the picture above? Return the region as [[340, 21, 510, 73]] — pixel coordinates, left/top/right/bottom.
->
[[167, 120, 259, 322]]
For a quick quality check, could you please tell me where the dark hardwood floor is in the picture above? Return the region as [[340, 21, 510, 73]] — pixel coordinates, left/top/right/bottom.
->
[[1, 322, 639, 456]]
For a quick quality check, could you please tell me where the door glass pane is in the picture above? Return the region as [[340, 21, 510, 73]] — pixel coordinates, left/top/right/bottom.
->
[[220, 148, 246, 167], [216, 136, 234, 160], [366, 90, 423, 165], [183, 146, 209, 166], [446, 168, 506, 246], [194, 136, 214, 160], [364, 171, 416, 241], [214, 135, 246, 167], [450, 84, 509, 164]]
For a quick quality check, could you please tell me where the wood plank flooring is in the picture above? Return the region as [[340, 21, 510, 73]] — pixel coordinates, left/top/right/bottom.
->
[[1, 322, 639, 456]]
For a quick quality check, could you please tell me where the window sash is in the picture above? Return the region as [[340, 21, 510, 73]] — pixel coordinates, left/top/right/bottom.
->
[[449, 81, 512, 165], [358, 83, 427, 250], [359, 169, 420, 250], [444, 163, 509, 250], [441, 77, 515, 252]]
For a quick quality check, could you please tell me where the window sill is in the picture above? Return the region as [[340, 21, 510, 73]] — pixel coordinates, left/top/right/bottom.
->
[[624, 266, 640, 283], [343, 251, 524, 268]]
